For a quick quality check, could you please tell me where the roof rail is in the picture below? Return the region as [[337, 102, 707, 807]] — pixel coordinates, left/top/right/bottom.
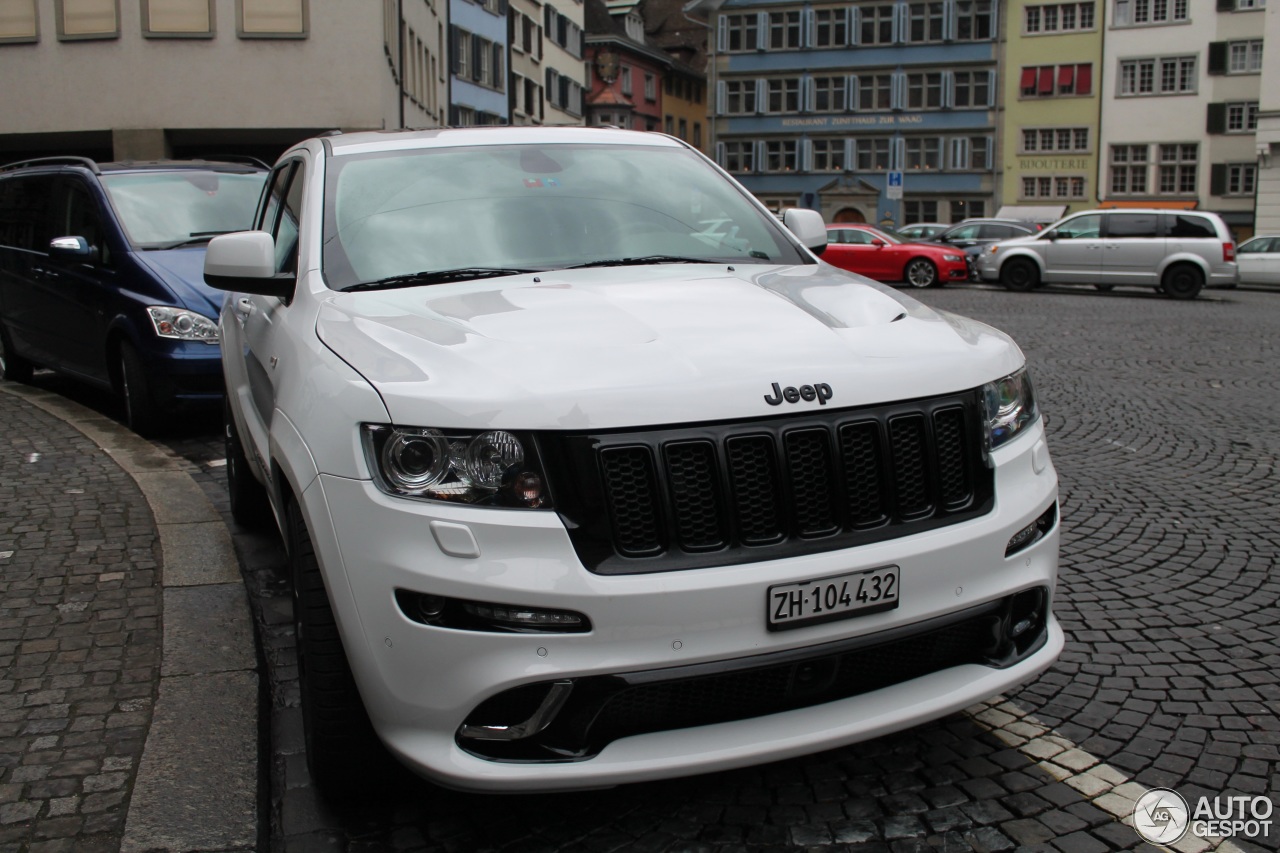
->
[[189, 154, 272, 169], [0, 155, 101, 175]]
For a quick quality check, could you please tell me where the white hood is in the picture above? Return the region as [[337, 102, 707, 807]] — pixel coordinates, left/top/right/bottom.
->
[[315, 263, 1024, 430]]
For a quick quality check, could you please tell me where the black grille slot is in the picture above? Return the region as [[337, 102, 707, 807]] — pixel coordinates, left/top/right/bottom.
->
[[839, 421, 887, 528], [889, 414, 931, 518], [551, 389, 994, 574], [664, 441, 725, 551], [785, 428, 839, 537], [599, 446, 663, 557]]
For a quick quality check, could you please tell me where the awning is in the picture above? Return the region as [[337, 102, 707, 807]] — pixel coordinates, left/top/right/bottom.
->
[[1020, 67, 1036, 90], [1076, 64, 1092, 94], [1057, 65, 1075, 89], [995, 205, 1067, 224], [1038, 67, 1054, 94]]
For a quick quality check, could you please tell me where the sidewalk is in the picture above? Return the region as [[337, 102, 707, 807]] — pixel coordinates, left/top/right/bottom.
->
[[0, 383, 258, 853]]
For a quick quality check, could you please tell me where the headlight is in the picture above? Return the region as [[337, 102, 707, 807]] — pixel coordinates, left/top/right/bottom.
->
[[943, 254, 964, 262], [147, 306, 219, 344], [362, 425, 550, 508], [982, 368, 1038, 451]]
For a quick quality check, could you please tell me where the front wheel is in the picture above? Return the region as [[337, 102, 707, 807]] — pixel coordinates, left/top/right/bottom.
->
[[1162, 264, 1203, 300], [1001, 258, 1040, 292], [904, 258, 939, 288], [0, 324, 34, 384], [119, 342, 163, 436]]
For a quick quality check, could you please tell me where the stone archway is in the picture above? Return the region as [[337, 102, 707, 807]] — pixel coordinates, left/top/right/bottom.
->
[[833, 207, 866, 223]]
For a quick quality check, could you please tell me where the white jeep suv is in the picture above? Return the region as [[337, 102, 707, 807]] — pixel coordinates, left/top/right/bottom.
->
[[205, 127, 1062, 798]]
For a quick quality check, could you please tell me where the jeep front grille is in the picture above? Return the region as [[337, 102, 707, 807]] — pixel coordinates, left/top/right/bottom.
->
[[538, 390, 994, 574]]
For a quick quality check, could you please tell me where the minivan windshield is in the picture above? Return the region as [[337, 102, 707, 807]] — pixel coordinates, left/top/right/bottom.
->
[[101, 170, 268, 249], [321, 142, 807, 291]]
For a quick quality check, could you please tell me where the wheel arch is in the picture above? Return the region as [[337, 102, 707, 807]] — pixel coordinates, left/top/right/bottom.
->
[[1155, 253, 1210, 280]]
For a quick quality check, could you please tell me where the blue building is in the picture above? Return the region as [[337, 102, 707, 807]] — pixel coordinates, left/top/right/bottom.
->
[[692, 0, 999, 227], [449, 0, 511, 124]]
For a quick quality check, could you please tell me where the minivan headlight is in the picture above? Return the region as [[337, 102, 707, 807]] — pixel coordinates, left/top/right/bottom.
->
[[362, 425, 550, 508], [983, 368, 1038, 451], [147, 306, 219, 343]]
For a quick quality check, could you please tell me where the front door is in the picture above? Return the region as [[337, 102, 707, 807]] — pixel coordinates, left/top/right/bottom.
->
[[1041, 213, 1104, 283]]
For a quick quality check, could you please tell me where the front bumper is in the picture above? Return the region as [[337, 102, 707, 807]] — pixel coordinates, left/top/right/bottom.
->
[[301, 422, 1060, 791]]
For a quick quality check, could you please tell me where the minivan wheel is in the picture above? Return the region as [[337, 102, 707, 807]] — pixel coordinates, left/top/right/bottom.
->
[[1162, 264, 1203, 300], [904, 258, 939, 288], [0, 325, 34, 384], [1094, 284, 1115, 292], [1001, 258, 1040, 292], [119, 342, 163, 436], [288, 499, 393, 802], [224, 399, 271, 529]]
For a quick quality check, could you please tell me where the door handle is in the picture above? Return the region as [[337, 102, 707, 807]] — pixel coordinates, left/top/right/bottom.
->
[[235, 298, 255, 316]]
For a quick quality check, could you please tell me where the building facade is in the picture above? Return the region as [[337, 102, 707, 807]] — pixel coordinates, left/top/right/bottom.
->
[[695, 0, 1001, 226], [449, 0, 510, 124], [585, 0, 669, 131], [998, 0, 1103, 217], [1255, 1, 1280, 232], [543, 0, 588, 123], [0, 0, 444, 162]]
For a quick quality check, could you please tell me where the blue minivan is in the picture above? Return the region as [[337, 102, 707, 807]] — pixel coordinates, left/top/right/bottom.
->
[[0, 157, 267, 434]]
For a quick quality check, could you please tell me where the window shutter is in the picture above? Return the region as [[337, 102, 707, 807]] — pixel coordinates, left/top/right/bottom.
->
[[544, 5, 554, 32], [891, 136, 905, 170], [472, 34, 483, 80], [1208, 42, 1227, 75], [755, 140, 767, 171], [803, 75, 815, 112], [944, 0, 956, 40], [546, 67, 557, 104], [802, 138, 813, 171], [715, 141, 726, 167], [986, 69, 997, 106], [716, 80, 727, 114], [894, 3, 909, 43], [942, 70, 954, 108], [755, 78, 768, 112], [493, 43, 504, 89], [847, 74, 860, 110], [1206, 102, 1227, 133], [845, 137, 856, 168], [802, 7, 814, 46], [756, 11, 768, 49], [1210, 163, 1227, 195], [949, 138, 965, 169], [716, 15, 727, 52], [1216, 0, 1234, 10], [984, 135, 994, 170], [847, 6, 860, 44], [892, 70, 906, 109], [450, 26, 463, 75]]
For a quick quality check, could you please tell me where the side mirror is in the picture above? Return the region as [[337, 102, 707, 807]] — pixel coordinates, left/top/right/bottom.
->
[[49, 235, 99, 264], [204, 231, 295, 299], [782, 208, 828, 254], [870, 238, 885, 248]]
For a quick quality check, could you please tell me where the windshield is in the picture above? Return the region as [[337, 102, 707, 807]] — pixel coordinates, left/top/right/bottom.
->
[[101, 170, 268, 248], [321, 142, 807, 290]]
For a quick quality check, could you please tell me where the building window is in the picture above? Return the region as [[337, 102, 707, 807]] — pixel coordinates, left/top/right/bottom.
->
[[1024, 1, 1094, 32], [1226, 101, 1259, 132], [644, 74, 656, 101], [1021, 127, 1089, 152], [1114, 0, 1187, 24], [1022, 176, 1086, 198], [904, 137, 940, 170], [1, 0, 38, 41], [907, 1, 945, 41], [856, 137, 892, 170], [238, 0, 304, 36], [812, 138, 846, 171], [1119, 56, 1196, 95], [678, 118, 687, 139], [1020, 64, 1092, 97], [858, 73, 893, 110], [955, 136, 990, 169], [1157, 143, 1197, 194], [1225, 163, 1256, 195], [57, 0, 118, 39], [768, 10, 802, 48], [620, 65, 632, 95], [694, 123, 702, 147], [763, 140, 799, 172], [724, 13, 759, 51], [722, 141, 755, 172], [813, 76, 847, 112], [766, 78, 801, 113], [1228, 40, 1263, 73], [725, 79, 758, 114], [952, 70, 990, 107], [1235, 0, 1264, 8], [954, 0, 993, 38], [906, 72, 944, 109], [904, 200, 939, 222], [858, 3, 895, 43], [950, 200, 984, 220], [1109, 144, 1149, 194], [813, 8, 847, 45]]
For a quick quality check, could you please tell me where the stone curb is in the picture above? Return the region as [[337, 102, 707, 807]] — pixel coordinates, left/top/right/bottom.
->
[[0, 384, 259, 853]]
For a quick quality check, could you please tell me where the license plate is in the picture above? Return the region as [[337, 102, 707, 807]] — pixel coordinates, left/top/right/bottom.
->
[[767, 566, 900, 631]]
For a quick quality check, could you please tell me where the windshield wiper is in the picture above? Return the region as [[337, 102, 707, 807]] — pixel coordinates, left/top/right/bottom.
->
[[151, 230, 237, 250], [342, 267, 538, 292], [566, 255, 723, 269]]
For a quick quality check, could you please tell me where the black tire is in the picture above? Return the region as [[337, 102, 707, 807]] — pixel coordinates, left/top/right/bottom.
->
[[0, 324, 34, 384], [1162, 264, 1203, 300], [903, 258, 939, 288], [1094, 284, 1115, 292], [119, 342, 163, 436], [288, 499, 391, 802], [224, 399, 271, 529], [1001, 258, 1040, 292]]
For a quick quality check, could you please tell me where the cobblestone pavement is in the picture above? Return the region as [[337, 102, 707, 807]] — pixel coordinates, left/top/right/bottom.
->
[[0, 395, 161, 853], [25, 282, 1280, 852]]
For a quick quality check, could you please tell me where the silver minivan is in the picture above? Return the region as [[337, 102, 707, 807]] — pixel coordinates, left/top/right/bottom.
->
[[975, 209, 1238, 299]]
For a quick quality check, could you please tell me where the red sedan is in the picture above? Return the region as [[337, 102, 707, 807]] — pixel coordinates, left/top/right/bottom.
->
[[822, 224, 969, 288]]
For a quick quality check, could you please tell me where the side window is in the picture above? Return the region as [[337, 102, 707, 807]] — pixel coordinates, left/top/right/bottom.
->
[[846, 230, 873, 244], [1106, 213, 1159, 238], [257, 163, 294, 233], [0, 175, 57, 252], [59, 182, 110, 264], [1168, 214, 1215, 239], [947, 224, 982, 240], [274, 164, 304, 274], [1054, 214, 1102, 239]]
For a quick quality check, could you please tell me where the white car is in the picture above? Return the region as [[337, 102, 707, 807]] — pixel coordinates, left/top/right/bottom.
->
[[205, 127, 1062, 798], [1236, 235, 1280, 285]]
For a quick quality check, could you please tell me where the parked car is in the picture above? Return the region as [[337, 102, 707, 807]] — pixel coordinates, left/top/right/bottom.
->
[[928, 219, 1039, 280], [974, 209, 1238, 299], [823, 223, 970, 287], [896, 222, 949, 241], [1236, 235, 1280, 285], [0, 156, 268, 433], [206, 126, 1061, 799]]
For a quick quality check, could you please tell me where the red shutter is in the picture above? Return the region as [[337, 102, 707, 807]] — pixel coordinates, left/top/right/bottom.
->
[[1038, 67, 1054, 94], [1020, 67, 1036, 90], [1057, 65, 1075, 89], [1076, 64, 1092, 94]]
